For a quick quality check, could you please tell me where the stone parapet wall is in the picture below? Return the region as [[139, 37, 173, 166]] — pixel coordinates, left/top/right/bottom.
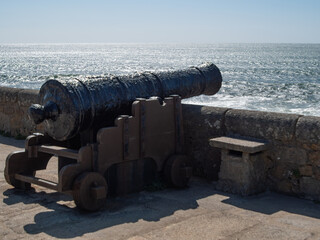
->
[[0, 87, 42, 137], [183, 104, 320, 201], [0, 86, 319, 200]]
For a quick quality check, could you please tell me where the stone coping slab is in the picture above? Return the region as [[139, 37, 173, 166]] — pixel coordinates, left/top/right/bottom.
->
[[210, 136, 269, 153]]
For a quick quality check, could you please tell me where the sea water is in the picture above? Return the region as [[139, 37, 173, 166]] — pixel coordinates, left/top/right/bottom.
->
[[0, 43, 319, 116]]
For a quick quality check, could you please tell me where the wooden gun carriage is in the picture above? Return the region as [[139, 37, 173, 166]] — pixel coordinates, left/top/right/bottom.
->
[[5, 96, 192, 211]]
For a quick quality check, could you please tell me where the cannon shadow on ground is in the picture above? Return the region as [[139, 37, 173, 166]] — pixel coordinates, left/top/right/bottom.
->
[[3, 180, 320, 238], [2, 180, 217, 238], [0, 140, 25, 149]]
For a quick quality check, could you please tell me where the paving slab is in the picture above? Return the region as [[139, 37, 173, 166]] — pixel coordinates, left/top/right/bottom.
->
[[1, 135, 320, 240]]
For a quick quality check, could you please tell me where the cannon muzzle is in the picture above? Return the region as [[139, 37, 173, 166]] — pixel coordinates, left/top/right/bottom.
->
[[29, 62, 222, 141]]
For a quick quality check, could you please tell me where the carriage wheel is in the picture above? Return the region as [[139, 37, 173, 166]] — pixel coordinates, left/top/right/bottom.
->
[[164, 154, 192, 188], [73, 172, 108, 211], [5, 151, 35, 190]]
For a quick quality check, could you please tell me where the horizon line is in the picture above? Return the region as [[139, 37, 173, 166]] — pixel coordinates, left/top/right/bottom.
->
[[1, 42, 320, 45]]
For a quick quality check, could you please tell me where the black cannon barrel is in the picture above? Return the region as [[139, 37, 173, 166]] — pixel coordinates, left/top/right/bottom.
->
[[29, 62, 222, 141]]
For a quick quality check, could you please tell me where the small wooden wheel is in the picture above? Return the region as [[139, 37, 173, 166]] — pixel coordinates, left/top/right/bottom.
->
[[164, 154, 192, 188], [73, 172, 108, 211]]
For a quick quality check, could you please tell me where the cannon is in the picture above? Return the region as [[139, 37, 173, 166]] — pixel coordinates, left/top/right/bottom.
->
[[28, 62, 221, 142], [4, 63, 222, 211]]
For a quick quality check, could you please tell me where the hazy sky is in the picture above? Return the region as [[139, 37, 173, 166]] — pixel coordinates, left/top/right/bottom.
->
[[0, 0, 319, 44]]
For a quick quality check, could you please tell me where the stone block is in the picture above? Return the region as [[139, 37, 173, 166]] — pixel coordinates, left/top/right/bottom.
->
[[313, 167, 320, 181], [299, 165, 313, 177], [216, 150, 267, 196], [272, 146, 307, 166], [296, 116, 320, 145], [270, 164, 287, 181], [3, 105, 15, 115], [302, 144, 320, 151], [18, 89, 39, 107], [300, 177, 320, 200], [225, 109, 300, 142], [0, 112, 10, 133], [10, 114, 24, 129], [0, 87, 20, 103], [274, 180, 292, 194], [218, 154, 251, 184], [310, 144, 320, 151]]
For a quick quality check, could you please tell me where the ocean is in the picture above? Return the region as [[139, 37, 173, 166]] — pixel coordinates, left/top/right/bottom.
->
[[0, 43, 319, 116]]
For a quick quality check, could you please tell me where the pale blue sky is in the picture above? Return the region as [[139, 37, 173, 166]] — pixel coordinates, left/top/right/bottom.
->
[[0, 0, 319, 43]]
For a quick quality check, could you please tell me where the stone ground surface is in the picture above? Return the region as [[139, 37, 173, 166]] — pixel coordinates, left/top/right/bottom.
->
[[1, 135, 320, 240]]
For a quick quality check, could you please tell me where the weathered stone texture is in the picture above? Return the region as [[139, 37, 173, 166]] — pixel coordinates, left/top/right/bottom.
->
[[309, 151, 320, 165], [300, 177, 320, 200], [274, 180, 293, 194], [299, 165, 313, 177], [313, 167, 320, 181], [0, 112, 10, 133], [272, 146, 308, 166], [225, 109, 300, 142], [296, 116, 320, 145], [0, 87, 40, 137], [18, 89, 39, 107], [182, 104, 229, 180], [269, 164, 289, 181], [0, 87, 20, 103], [216, 151, 267, 196]]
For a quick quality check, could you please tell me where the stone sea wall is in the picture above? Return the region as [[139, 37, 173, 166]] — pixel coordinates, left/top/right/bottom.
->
[[0, 86, 319, 200], [183, 104, 320, 201]]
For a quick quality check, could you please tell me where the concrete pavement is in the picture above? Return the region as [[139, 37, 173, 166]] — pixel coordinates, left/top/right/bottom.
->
[[1, 135, 320, 240]]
